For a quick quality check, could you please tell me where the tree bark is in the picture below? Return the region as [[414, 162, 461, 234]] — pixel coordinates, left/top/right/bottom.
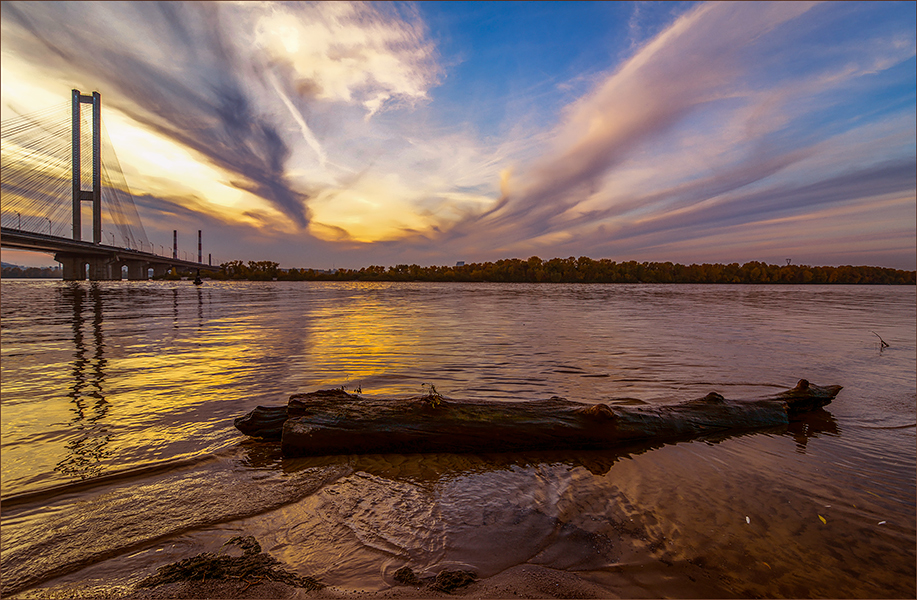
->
[[233, 380, 841, 457]]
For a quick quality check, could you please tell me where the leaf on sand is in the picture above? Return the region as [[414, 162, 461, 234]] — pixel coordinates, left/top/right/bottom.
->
[[818, 515, 827, 524]]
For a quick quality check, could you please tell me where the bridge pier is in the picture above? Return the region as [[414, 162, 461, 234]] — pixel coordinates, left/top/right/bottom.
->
[[126, 260, 149, 281], [88, 257, 120, 281], [112, 259, 126, 281], [56, 254, 88, 281], [55, 253, 132, 280], [151, 264, 171, 278]]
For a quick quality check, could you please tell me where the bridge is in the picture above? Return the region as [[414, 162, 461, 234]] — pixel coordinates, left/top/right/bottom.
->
[[1, 90, 219, 280]]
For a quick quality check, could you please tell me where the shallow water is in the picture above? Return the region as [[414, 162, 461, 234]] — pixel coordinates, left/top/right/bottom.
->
[[1, 281, 914, 597]]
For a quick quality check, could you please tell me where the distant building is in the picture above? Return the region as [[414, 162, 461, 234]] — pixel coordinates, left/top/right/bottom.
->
[[455, 261, 465, 267]]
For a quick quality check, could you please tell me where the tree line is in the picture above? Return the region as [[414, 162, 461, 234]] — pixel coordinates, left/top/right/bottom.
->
[[2, 265, 63, 278], [206, 257, 915, 285]]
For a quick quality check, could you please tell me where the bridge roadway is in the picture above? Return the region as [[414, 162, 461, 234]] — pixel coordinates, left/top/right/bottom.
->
[[1, 227, 219, 280]]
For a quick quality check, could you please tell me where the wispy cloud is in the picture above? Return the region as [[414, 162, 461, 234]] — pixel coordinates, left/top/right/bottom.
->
[[266, 69, 327, 169], [250, 2, 441, 117], [460, 2, 818, 240], [2, 2, 313, 225], [1, 1, 913, 268], [440, 1, 915, 265], [0, 1, 447, 232]]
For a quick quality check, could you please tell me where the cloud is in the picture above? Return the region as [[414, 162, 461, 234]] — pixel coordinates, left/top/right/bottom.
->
[[2, 1, 913, 269], [1, 2, 313, 226], [611, 191, 916, 268], [439, 1, 915, 266], [0, 1, 444, 231], [266, 69, 327, 169], [464, 2, 819, 239], [250, 2, 441, 117], [593, 158, 916, 249]]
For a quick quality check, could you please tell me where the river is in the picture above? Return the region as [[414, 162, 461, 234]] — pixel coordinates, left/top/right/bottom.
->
[[1, 280, 914, 597]]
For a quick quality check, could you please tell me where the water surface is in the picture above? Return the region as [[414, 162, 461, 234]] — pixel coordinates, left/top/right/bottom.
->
[[1, 281, 914, 597]]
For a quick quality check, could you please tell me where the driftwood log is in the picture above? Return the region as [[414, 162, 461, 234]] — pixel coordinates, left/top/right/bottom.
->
[[234, 380, 841, 457]]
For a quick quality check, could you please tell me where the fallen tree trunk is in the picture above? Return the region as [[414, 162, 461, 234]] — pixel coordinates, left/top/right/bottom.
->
[[234, 379, 841, 457]]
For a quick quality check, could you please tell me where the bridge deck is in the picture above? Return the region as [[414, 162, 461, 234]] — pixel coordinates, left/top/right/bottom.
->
[[1, 227, 218, 279]]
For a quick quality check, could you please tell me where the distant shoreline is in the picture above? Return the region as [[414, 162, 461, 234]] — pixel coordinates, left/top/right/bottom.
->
[[185, 258, 917, 284], [3, 259, 915, 284], [207, 258, 917, 284], [1, 266, 62, 279]]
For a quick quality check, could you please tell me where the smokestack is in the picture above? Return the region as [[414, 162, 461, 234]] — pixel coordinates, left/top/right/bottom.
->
[[208, 253, 212, 266], [173, 230, 177, 259], [198, 230, 202, 263]]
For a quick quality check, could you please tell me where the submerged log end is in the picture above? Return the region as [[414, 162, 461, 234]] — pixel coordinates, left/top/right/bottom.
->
[[234, 405, 288, 439], [778, 379, 843, 416]]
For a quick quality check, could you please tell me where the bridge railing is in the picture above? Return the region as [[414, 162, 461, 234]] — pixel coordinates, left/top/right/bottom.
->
[[3, 215, 217, 265]]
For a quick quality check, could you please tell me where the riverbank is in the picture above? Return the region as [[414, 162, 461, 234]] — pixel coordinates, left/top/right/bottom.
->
[[6, 532, 732, 599], [5, 536, 742, 600], [11, 561, 738, 599]]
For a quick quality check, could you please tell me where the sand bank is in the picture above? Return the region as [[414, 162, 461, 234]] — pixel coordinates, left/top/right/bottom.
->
[[11, 566, 621, 599], [12, 558, 740, 599]]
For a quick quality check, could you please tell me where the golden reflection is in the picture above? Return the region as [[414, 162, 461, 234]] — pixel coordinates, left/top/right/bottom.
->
[[39, 282, 318, 483], [292, 290, 463, 396], [54, 283, 112, 479], [197, 286, 204, 325]]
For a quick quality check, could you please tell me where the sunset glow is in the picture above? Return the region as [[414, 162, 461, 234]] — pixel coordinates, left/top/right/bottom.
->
[[1, 1, 914, 269]]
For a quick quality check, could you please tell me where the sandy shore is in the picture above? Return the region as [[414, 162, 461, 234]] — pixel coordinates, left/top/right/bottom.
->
[[12, 557, 742, 600], [127, 565, 622, 599], [10, 565, 623, 599], [7, 533, 735, 599]]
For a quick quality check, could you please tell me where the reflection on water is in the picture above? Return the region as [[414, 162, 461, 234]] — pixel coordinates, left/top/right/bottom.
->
[[55, 284, 111, 479], [0, 281, 914, 598], [1, 281, 313, 498], [787, 408, 840, 454]]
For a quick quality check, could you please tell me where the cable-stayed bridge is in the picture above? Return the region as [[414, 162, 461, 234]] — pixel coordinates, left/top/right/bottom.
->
[[1, 90, 217, 280]]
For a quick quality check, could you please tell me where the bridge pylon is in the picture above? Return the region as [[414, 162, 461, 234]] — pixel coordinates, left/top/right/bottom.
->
[[72, 89, 101, 244], [1, 90, 220, 281]]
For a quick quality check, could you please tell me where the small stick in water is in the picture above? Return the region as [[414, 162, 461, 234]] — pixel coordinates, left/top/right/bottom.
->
[[871, 331, 890, 348]]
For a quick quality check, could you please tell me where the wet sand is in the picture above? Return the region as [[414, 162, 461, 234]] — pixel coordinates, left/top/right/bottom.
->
[[12, 558, 738, 599], [126, 566, 622, 599], [9, 570, 613, 600]]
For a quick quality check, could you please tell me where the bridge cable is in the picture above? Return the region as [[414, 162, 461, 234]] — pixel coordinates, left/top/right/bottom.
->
[[2, 100, 152, 244]]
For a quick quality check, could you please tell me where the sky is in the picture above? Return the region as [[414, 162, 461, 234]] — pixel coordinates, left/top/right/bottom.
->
[[1, 1, 915, 270]]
